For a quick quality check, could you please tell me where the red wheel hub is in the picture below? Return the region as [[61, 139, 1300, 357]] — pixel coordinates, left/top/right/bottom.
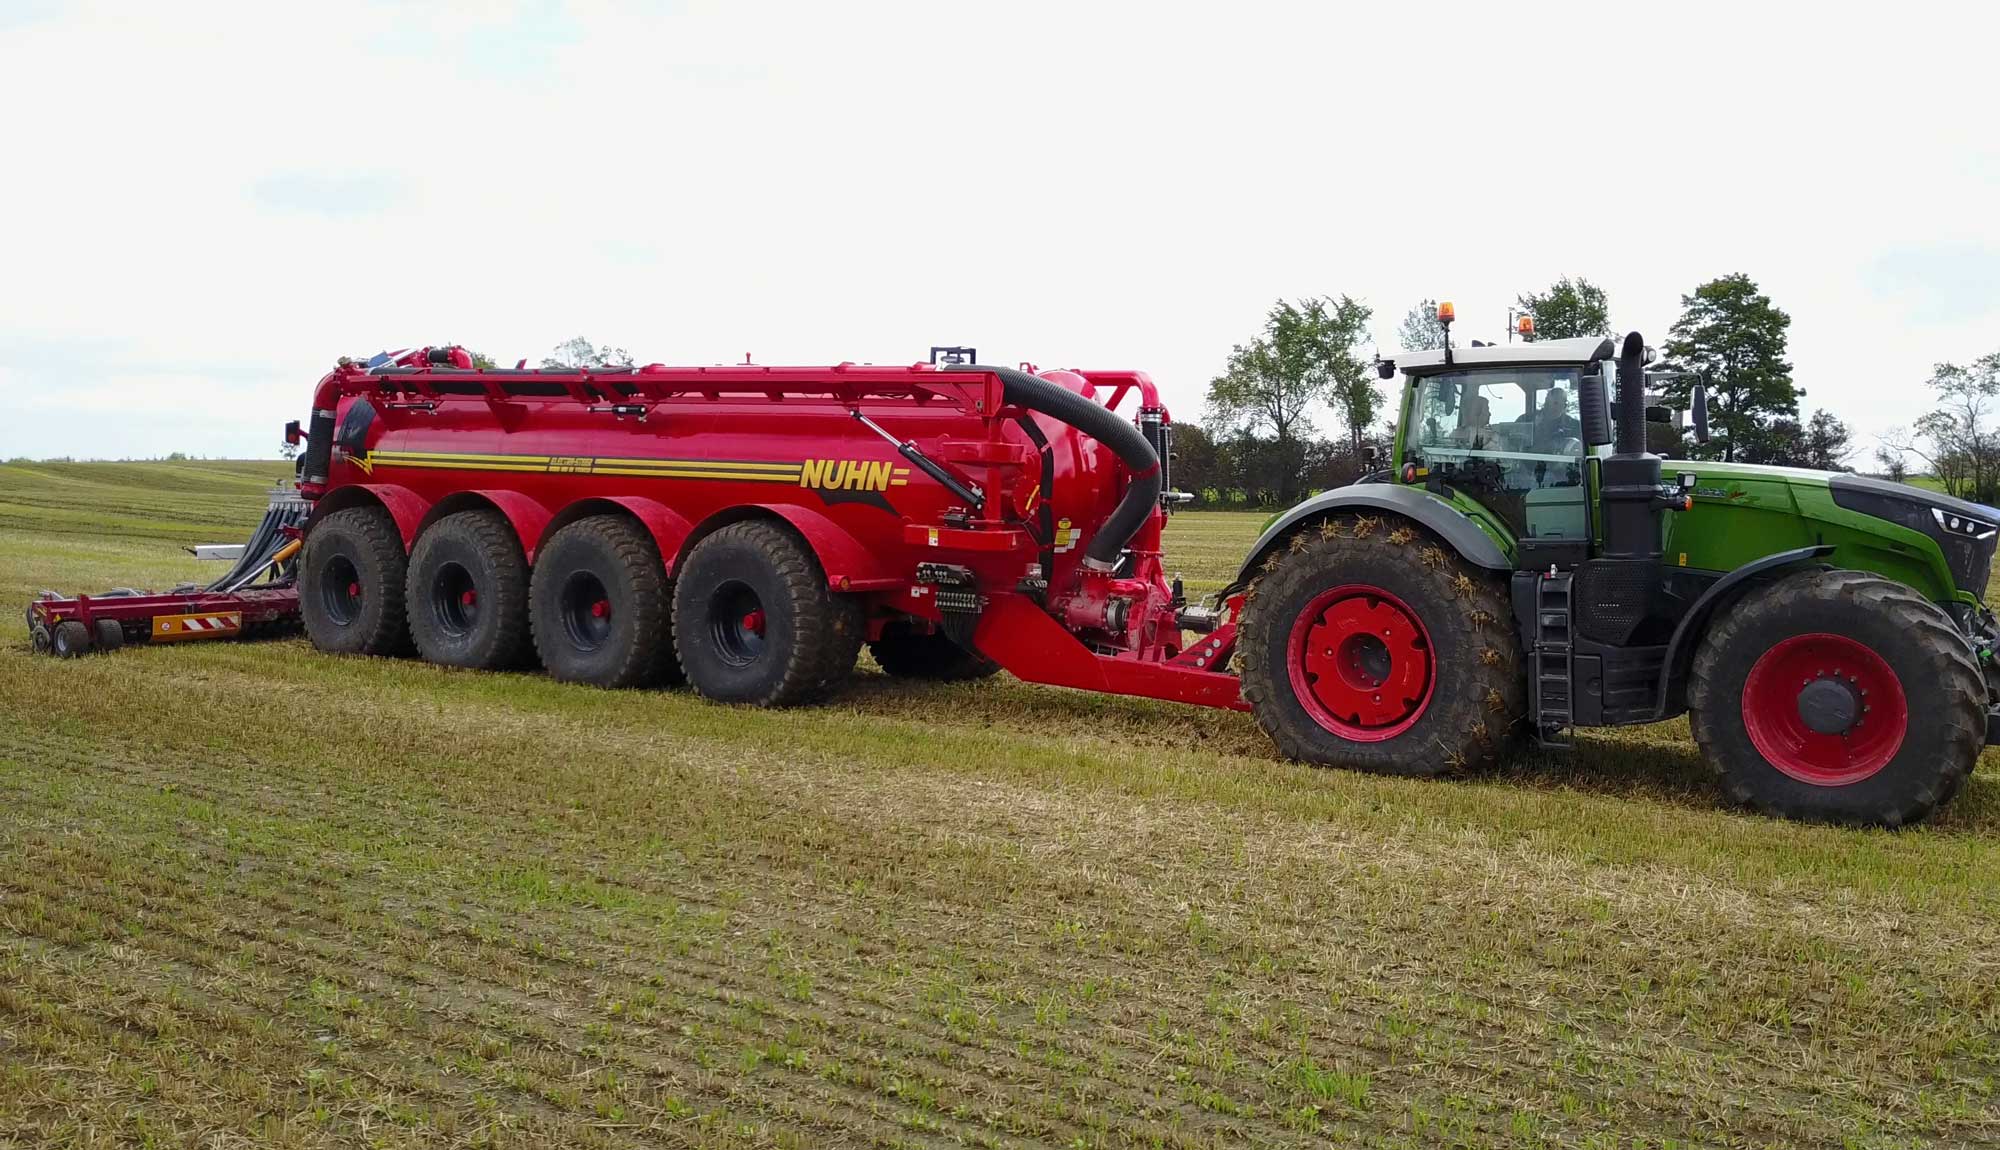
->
[[741, 609, 766, 636], [590, 599, 610, 620], [347, 582, 361, 599], [460, 589, 478, 607], [1741, 632, 1908, 786], [1287, 585, 1434, 741]]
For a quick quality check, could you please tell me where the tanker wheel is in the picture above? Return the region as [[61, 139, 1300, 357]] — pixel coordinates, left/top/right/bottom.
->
[[50, 620, 91, 658], [29, 621, 52, 655], [869, 619, 1000, 681], [529, 515, 679, 689], [299, 506, 411, 657], [1239, 517, 1524, 776], [93, 619, 124, 653], [672, 520, 862, 706], [1688, 569, 1983, 826], [407, 510, 533, 671]]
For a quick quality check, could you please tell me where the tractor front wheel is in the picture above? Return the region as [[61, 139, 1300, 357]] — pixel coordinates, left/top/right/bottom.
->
[[1689, 569, 1983, 825], [1239, 518, 1524, 776]]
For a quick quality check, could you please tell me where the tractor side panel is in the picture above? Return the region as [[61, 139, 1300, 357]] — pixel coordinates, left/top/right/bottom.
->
[[1663, 466, 1960, 603]]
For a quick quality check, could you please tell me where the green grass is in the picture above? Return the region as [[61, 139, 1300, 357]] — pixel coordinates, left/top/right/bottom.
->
[[3, 461, 1998, 1148]]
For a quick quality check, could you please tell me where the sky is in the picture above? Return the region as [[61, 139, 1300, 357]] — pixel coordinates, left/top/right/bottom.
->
[[1, 0, 1996, 462]]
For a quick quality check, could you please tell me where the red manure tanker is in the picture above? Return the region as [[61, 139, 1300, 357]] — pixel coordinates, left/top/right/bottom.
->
[[282, 345, 1245, 711]]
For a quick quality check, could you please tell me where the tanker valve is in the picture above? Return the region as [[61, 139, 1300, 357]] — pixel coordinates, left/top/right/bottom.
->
[[1064, 591, 1132, 636]]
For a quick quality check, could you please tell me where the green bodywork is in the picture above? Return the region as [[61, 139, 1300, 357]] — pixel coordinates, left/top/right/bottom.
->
[[1660, 462, 1968, 606], [1343, 381, 1977, 607]]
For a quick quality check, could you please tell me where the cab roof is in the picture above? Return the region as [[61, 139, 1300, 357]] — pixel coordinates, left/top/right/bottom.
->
[[1384, 336, 1614, 375]]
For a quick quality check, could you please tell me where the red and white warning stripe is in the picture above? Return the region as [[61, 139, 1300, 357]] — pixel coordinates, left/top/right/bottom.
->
[[153, 611, 244, 642]]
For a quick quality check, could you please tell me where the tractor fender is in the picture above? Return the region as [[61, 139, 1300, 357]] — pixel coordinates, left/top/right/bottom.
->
[[418, 490, 552, 563], [1232, 483, 1510, 589], [307, 482, 430, 549], [1653, 544, 1834, 718], [541, 496, 693, 573]]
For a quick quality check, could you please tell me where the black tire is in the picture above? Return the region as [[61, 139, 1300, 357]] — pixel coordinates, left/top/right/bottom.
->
[[93, 619, 124, 652], [29, 622, 52, 655], [51, 620, 90, 658], [406, 510, 533, 670], [672, 520, 862, 706], [1239, 517, 1525, 776], [1688, 569, 1983, 826], [869, 619, 1000, 681], [529, 516, 677, 688], [300, 506, 410, 656]]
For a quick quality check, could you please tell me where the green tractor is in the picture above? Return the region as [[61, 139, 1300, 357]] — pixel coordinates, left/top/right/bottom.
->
[[1230, 320, 1997, 825]]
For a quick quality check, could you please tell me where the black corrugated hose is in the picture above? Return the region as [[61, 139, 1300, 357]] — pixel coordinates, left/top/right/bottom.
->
[[946, 364, 1160, 568]]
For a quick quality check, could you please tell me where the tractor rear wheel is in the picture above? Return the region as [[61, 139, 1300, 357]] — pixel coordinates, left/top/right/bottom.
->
[[1239, 517, 1524, 776], [869, 620, 1000, 681], [407, 510, 533, 671], [529, 515, 678, 688], [672, 520, 862, 706], [1688, 569, 1983, 825], [300, 506, 410, 657]]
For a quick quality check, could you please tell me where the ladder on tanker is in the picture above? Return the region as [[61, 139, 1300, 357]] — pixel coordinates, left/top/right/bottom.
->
[[1531, 571, 1574, 747]]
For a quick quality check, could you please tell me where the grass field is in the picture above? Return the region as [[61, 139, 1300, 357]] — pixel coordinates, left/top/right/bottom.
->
[[3, 461, 1998, 1149]]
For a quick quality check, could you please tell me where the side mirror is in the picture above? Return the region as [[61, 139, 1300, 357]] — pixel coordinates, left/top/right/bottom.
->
[[1645, 405, 1673, 424], [1578, 365, 1614, 447], [1375, 359, 1397, 380], [1691, 383, 1710, 444], [1362, 444, 1380, 465]]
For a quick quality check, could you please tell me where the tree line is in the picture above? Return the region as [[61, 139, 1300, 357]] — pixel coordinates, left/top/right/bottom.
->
[[1182, 275, 1890, 508]]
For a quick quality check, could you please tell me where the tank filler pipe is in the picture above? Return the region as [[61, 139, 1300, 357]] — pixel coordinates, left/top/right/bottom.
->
[[945, 364, 1161, 570]]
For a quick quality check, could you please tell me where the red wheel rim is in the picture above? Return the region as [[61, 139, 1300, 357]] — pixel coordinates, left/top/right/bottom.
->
[[1287, 584, 1435, 742], [1741, 633, 1907, 786]]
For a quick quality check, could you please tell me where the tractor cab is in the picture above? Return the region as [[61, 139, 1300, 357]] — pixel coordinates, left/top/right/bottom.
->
[[1387, 337, 1606, 566]]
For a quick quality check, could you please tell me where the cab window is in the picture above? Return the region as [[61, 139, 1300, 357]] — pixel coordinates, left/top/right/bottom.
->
[[1404, 367, 1586, 542]]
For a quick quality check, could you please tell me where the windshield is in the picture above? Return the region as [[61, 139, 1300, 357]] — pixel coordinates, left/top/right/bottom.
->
[[1404, 367, 1586, 541]]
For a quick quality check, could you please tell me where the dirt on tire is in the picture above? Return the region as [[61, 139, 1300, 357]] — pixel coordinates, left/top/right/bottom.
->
[[1688, 568, 1985, 825], [1238, 516, 1525, 776]]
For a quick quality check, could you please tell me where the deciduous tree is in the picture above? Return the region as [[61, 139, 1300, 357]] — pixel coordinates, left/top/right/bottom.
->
[[1884, 351, 2000, 502], [1515, 277, 1611, 341], [1205, 296, 1375, 503], [1656, 274, 1798, 462], [1397, 299, 1446, 352], [542, 337, 634, 369]]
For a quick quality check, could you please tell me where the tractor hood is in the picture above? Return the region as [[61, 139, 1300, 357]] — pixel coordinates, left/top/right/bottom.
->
[[1826, 472, 1999, 596], [1677, 460, 2000, 597]]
